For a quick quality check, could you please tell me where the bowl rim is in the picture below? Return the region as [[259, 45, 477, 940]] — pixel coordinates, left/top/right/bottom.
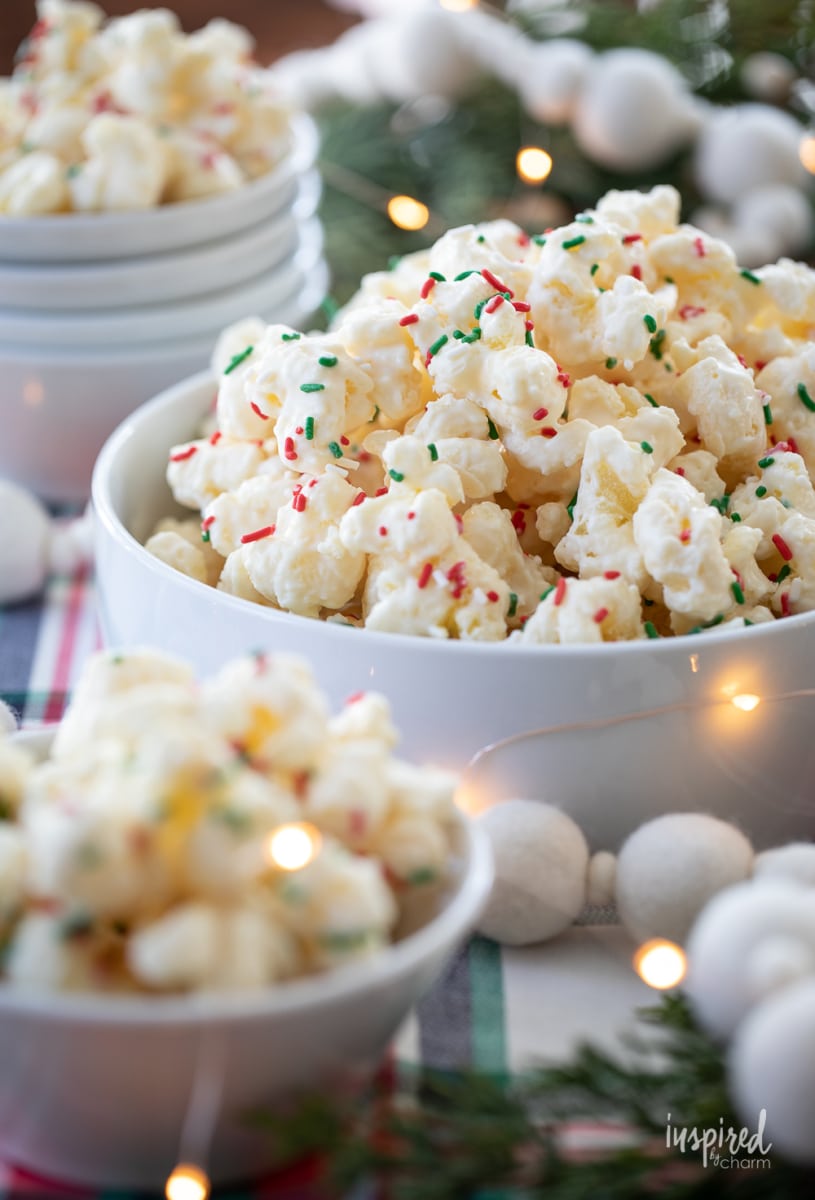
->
[[0, 114, 318, 238], [0, 732, 493, 1026], [91, 372, 815, 664]]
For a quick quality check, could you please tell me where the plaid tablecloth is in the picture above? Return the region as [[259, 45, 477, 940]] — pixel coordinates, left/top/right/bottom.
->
[[0, 564, 649, 1200]]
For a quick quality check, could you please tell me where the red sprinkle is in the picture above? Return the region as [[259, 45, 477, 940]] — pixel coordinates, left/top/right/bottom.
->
[[737, 354, 748, 369], [454, 513, 464, 534], [679, 528, 691, 543], [532, 407, 549, 420], [604, 570, 620, 580], [512, 300, 531, 312], [375, 486, 389, 497], [295, 425, 303, 435], [209, 431, 222, 446], [407, 511, 416, 520], [525, 320, 535, 332], [170, 446, 197, 462], [378, 526, 388, 536], [249, 402, 268, 421], [399, 313, 420, 326], [679, 304, 706, 320], [201, 516, 215, 531], [446, 561, 467, 599], [623, 233, 643, 244], [553, 578, 567, 607], [241, 525, 275, 544], [511, 510, 526, 534], [485, 295, 505, 315], [755, 360, 767, 372], [346, 692, 365, 704], [420, 277, 436, 299], [630, 264, 642, 281], [781, 592, 791, 617], [284, 437, 297, 461], [540, 426, 558, 438], [694, 236, 706, 258], [517, 231, 531, 247], [772, 533, 793, 561], [486, 590, 500, 602], [292, 493, 307, 512], [593, 607, 609, 623], [417, 563, 433, 589], [481, 268, 513, 297], [352, 491, 366, 507], [340, 436, 350, 446], [557, 371, 571, 388]]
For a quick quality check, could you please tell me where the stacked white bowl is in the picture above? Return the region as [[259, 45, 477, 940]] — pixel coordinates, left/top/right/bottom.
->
[[0, 113, 327, 502]]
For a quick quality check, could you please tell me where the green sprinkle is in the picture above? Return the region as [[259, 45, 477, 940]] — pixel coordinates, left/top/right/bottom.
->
[[797, 382, 815, 412], [525, 330, 535, 348], [454, 269, 479, 281], [707, 613, 725, 628], [201, 530, 211, 544], [590, 263, 600, 276], [644, 621, 660, 639], [319, 930, 371, 952], [744, 618, 754, 627], [388, 469, 404, 482], [763, 403, 773, 425], [644, 393, 658, 407], [281, 332, 301, 341], [740, 269, 761, 285], [575, 214, 594, 224], [664, 275, 675, 284], [320, 296, 339, 322], [566, 491, 578, 520], [429, 271, 446, 282], [777, 563, 792, 584], [224, 345, 253, 374], [643, 314, 657, 333], [781, 498, 792, 508], [664, 362, 674, 373], [369, 405, 380, 423], [643, 597, 654, 607], [452, 329, 465, 339], [756, 485, 768, 498], [605, 357, 618, 369], [731, 581, 745, 605], [428, 443, 438, 461], [388, 255, 402, 271], [304, 416, 315, 440], [318, 355, 338, 368], [66, 162, 82, 178], [477, 235, 486, 244], [427, 334, 448, 359], [731, 512, 742, 522], [20, 141, 34, 154], [540, 586, 555, 602], [640, 441, 654, 454], [533, 236, 547, 247], [649, 329, 666, 360], [487, 417, 499, 441], [562, 235, 586, 250], [597, 287, 607, 293], [300, 382, 325, 393], [462, 328, 482, 344], [710, 495, 730, 514], [328, 441, 343, 459], [508, 592, 518, 618], [757, 456, 775, 469], [408, 867, 437, 886]]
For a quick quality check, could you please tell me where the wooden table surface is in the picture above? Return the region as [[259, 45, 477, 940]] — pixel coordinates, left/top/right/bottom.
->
[[1, 0, 357, 74]]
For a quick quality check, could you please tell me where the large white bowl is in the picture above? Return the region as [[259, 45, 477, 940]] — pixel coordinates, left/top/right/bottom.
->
[[0, 115, 319, 264], [0, 170, 321, 312], [93, 373, 815, 817], [0, 261, 329, 502], [0, 729, 491, 1191], [0, 216, 324, 349]]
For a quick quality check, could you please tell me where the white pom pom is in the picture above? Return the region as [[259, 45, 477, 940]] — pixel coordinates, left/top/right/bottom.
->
[[0, 700, 18, 735], [694, 103, 808, 205], [364, 11, 478, 104], [615, 813, 754, 945], [730, 979, 815, 1165], [572, 49, 699, 171], [754, 843, 815, 888], [48, 508, 94, 576], [586, 850, 616, 908], [476, 799, 588, 946], [685, 881, 815, 1039], [746, 934, 815, 997], [740, 52, 797, 103], [0, 481, 51, 605], [518, 39, 594, 125], [732, 184, 814, 259], [690, 207, 782, 269]]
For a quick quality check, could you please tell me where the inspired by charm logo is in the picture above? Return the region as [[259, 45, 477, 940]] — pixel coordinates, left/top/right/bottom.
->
[[666, 1110, 773, 1169]]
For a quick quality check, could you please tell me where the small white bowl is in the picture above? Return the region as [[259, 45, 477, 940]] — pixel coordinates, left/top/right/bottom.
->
[[0, 170, 321, 312], [0, 217, 324, 349], [0, 115, 319, 265], [93, 372, 815, 810], [0, 261, 329, 502], [0, 729, 491, 1191]]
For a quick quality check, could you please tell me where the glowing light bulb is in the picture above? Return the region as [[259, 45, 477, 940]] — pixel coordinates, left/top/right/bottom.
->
[[268, 823, 321, 871], [731, 693, 761, 712], [165, 1164, 210, 1200], [799, 135, 815, 174], [634, 939, 687, 990], [387, 194, 430, 232], [516, 146, 553, 185]]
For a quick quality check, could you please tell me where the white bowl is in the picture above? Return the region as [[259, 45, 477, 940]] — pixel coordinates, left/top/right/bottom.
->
[[0, 216, 324, 349], [0, 115, 319, 265], [93, 373, 815, 810], [0, 262, 329, 502], [0, 729, 491, 1191], [0, 170, 321, 312]]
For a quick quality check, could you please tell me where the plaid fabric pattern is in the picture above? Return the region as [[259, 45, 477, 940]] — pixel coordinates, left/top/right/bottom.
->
[[0, 565, 643, 1199]]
